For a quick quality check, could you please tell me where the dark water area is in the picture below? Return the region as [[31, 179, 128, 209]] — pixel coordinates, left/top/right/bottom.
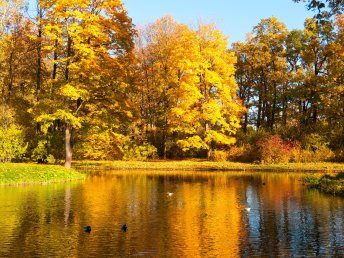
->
[[0, 171, 343, 257]]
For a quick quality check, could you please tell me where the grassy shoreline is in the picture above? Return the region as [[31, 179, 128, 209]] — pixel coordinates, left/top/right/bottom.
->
[[1, 160, 343, 186], [72, 160, 344, 173], [0, 163, 86, 185]]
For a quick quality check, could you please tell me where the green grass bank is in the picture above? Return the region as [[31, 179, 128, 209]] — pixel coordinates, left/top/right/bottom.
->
[[0, 163, 86, 185], [73, 160, 344, 172]]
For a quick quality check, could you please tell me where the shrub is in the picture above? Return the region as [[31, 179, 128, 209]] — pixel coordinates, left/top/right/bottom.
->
[[227, 144, 256, 162], [0, 107, 27, 162], [210, 150, 228, 161], [303, 174, 321, 185], [76, 129, 126, 160], [256, 134, 292, 164], [31, 140, 49, 163], [0, 123, 27, 162], [304, 173, 344, 196], [297, 148, 334, 162], [302, 133, 328, 152], [47, 130, 65, 161], [123, 143, 158, 161], [31, 139, 59, 164], [288, 140, 302, 162]]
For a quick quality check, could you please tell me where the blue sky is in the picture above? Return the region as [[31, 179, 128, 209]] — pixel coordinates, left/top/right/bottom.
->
[[122, 0, 315, 44]]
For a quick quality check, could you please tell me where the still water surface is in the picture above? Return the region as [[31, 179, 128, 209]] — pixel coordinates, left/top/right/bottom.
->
[[0, 171, 343, 257]]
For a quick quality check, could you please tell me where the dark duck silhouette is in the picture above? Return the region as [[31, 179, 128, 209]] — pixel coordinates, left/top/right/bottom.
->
[[121, 224, 127, 232], [83, 226, 91, 233]]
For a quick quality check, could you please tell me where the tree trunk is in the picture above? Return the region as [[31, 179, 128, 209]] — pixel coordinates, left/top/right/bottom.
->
[[257, 93, 262, 129], [243, 110, 248, 133], [207, 148, 212, 160], [64, 36, 72, 168], [36, 4, 42, 100], [163, 142, 167, 160], [7, 50, 14, 102], [312, 104, 317, 123], [206, 122, 212, 159], [35, 4, 43, 133], [52, 38, 58, 80], [270, 83, 277, 131], [282, 82, 288, 126], [163, 115, 167, 159], [64, 124, 72, 168]]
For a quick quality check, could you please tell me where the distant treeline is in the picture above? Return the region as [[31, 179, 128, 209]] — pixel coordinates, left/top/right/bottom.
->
[[0, 0, 343, 166]]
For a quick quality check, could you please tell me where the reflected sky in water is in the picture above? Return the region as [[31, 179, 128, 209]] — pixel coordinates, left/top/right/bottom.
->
[[0, 171, 343, 257]]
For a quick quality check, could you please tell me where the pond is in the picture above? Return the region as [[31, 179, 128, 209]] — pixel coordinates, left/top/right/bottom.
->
[[0, 171, 343, 257]]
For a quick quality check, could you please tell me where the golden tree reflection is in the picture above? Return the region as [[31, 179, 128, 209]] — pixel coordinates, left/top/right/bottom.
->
[[0, 172, 343, 257]]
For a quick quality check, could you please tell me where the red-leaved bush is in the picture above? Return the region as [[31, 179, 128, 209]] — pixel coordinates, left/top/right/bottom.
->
[[228, 131, 337, 163], [256, 135, 293, 164]]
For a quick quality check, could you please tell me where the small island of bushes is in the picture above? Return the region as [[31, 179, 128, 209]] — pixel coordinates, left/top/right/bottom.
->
[[304, 173, 344, 196]]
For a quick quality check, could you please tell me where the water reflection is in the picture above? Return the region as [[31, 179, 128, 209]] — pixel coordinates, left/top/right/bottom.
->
[[0, 172, 343, 257]]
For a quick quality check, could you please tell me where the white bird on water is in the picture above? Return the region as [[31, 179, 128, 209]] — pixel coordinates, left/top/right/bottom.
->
[[245, 207, 251, 212], [167, 192, 173, 197]]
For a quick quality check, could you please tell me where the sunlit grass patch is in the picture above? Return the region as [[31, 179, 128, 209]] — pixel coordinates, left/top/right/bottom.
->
[[0, 163, 85, 185], [73, 160, 344, 172]]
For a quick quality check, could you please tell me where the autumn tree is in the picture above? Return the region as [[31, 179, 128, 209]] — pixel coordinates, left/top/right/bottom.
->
[[134, 16, 189, 158], [31, 0, 135, 167], [0, 0, 26, 103], [293, 0, 344, 19], [234, 17, 289, 131], [176, 24, 242, 158], [298, 18, 335, 128], [136, 17, 243, 158], [0, 1, 41, 163], [322, 15, 344, 149], [232, 41, 256, 132], [232, 14, 344, 162]]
